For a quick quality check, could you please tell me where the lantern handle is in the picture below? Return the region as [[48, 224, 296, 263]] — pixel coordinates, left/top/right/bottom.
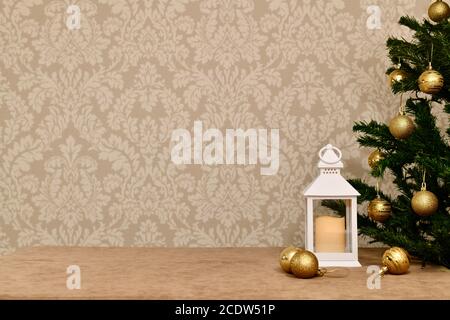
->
[[318, 144, 342, 164]]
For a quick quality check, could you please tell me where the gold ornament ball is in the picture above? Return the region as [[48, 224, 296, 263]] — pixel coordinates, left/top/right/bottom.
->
[[411, 190, 439, 217], [368, 197, 392, 222], [418, 67, 444, 94], [381, 247, 410, 275], [290, 250, 319, 279], [428, 0, 450, 22], [389, 114, 415, 139], [279, 246, 302, 273], [388, 69, 408, 87], [368, 150, 385, 169]]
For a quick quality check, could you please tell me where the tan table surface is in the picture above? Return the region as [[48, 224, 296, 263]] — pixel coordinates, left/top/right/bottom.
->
[[0, 247, 449, 299]]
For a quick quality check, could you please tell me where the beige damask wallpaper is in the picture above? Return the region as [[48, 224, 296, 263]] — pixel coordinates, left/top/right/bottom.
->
[[0, 0, 430, 254]]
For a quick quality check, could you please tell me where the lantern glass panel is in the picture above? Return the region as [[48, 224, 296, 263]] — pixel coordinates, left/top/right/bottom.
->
[[312, 199, 352, 253]]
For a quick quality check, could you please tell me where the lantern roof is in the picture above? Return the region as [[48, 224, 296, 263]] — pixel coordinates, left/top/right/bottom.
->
[[304, 144, 360, 197]]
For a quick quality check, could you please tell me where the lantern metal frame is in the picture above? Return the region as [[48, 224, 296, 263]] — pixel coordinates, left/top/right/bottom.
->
[[303, 144, 361, 267]]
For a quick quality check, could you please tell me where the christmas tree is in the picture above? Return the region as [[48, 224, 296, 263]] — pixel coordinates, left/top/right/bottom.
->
[[348, 3, 450, 268]]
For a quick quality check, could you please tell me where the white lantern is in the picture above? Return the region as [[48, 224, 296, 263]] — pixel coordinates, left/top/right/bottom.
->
[[303, 144, 361, 267]]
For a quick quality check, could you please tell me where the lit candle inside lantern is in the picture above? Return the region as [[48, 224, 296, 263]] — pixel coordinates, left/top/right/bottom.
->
[[315, 216, 346, 252]]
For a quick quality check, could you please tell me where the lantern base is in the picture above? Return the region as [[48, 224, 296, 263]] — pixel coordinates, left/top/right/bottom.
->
[[318, 260, 362, 268]]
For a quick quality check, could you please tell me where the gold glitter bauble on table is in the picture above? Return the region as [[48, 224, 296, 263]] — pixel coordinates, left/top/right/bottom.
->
[[389, 114, 415, 139], [388, 69, 408, 87], [428, 0, 450, 22], [418, 64, 444, 94], [279, 246, 302, 273], [290, 250, 319, 279], [380, 247, 410, 275], [368, 197, 392, 222], [368, 149, 385, 169], [412, 190, 439, 217]]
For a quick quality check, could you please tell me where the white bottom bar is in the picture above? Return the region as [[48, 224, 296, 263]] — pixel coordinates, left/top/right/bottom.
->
[[318, 260, 362, 267]]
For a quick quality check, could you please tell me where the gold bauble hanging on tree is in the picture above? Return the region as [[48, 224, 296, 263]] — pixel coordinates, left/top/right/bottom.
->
[[411, 171, 439, 217], [368, 149, 385, 169], [380, 247, 410, 275], [389, 113, 415, 139], [388, 69, 408, 87], [412, 190, 439, 217], [418, 64, 444, 94], [290, 250, 320, 279], [279, 246, 302, 273], [368, 197, 392, 222], [428, 0, 450, 22]]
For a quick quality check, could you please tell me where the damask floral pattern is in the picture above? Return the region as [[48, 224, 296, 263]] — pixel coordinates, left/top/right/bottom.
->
[[0, 0, 432, 253]]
